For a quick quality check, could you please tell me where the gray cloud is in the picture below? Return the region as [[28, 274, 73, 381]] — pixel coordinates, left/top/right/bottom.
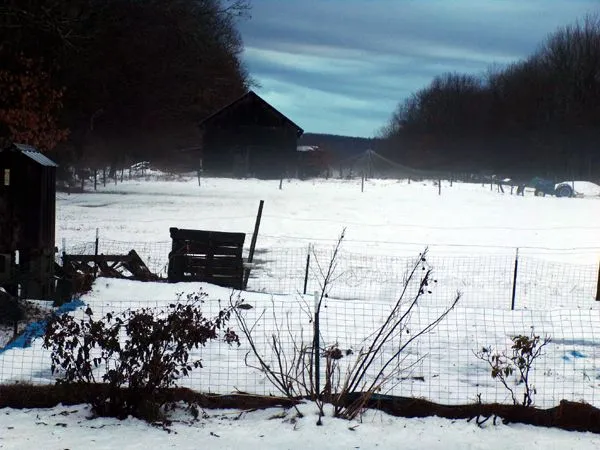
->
[[238, 0, 600, 137]]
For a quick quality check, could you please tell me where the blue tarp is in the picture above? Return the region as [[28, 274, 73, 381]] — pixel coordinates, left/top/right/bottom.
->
[[0, 299, 85, 354]]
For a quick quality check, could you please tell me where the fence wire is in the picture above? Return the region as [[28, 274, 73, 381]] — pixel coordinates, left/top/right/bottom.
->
[[2, 297, 600, 409], [58, 239, 599, 310], [4, 237, 594, 408]]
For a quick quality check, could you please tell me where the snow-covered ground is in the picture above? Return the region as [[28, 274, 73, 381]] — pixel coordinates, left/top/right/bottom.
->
[[2, 175, 600, 445], [4, 279, 600, 407], [3, 402, 600, 450], [56, 176, 600, 258]]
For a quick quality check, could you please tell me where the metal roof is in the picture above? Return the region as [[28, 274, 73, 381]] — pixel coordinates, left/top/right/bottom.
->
[[13, 143, 59, 167]]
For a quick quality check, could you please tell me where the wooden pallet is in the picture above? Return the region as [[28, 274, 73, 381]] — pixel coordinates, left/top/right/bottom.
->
[[167, 228, 246, 289], [62, 249, 159, 281]]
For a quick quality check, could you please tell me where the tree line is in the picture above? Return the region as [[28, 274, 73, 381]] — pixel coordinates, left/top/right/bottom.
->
[[0, 0, 252, 172], [380, 15, 600, 179]]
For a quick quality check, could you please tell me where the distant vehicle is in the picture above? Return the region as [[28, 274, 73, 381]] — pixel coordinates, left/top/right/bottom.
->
[[530, 177, 574, 197]]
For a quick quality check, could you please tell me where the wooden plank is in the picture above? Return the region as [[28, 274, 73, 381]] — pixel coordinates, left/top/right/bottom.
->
[[183, 262, 243, 272], [184, 266, 243, 276], [123, 250, 158, 281], [187, 265, 243, 273], [186, 255, 242, 264], [180, 262, 243, 274], [173, 243, 242, 256], [187, 260, 243, 269], [170, 227, 245, 245]]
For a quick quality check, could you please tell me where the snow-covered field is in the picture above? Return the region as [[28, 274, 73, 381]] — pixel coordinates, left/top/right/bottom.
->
[[56, 176, 600, 257], [2, 175, 600, 446]]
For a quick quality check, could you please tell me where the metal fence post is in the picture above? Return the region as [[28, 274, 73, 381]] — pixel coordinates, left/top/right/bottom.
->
[[596, 260, 600, 301], [303, 243, 312, 295], [511, 248, 519, 310], [313, 290, 320, 400], [94, 228, 99, 279]]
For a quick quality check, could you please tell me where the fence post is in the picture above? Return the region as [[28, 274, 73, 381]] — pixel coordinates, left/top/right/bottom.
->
[[361, 173, 365, 193], [244, 200, 264, 288], [94, 169, 97, 191], [596, 261, 600, 301], [198, 158, 203, 187], [438, 179, 441, 196], [511, 248, 519, 310], [303, 244, 312, 295], [94, 228, 100, 279], [279, 176, 283, 190], [313, 290, 320, 401]]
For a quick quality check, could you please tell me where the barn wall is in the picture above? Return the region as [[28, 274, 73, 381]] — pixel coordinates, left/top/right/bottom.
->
[[203, 125, 298, 178]]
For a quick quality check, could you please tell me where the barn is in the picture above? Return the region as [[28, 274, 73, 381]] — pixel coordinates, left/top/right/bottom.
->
[[0, 143, 58, 299], [198, 91, 304, 179]]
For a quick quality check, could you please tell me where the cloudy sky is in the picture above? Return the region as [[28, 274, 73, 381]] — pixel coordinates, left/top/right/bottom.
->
[[238, 0, 599, 137]]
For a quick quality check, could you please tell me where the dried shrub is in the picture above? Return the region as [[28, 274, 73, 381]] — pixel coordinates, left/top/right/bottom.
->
[[42, 291, 240, 422], [475, 327, 551, 407]]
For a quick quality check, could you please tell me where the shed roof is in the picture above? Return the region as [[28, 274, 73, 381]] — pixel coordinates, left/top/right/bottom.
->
[[9, 143, 59, 167], [199, 90, 304, 137]]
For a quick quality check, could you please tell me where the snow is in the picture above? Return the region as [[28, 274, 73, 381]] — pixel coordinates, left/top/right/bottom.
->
[[3, 277, 600, 408], [2, 403, 600, 450], [3, 175, 600, 444], [56, 176, 600, 260]]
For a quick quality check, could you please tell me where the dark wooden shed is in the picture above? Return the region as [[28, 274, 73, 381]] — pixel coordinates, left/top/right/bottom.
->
[[198, 91, 304, 179], [0, 143, 58, 299]]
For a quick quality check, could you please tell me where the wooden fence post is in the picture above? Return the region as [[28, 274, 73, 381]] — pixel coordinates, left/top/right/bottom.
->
[[244, 200, 264, 288]]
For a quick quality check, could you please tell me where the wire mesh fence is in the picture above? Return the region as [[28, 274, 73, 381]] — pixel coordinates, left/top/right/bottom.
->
[[2, 296, 600, 409], [57, 238, 599, 311], [3, 236, 595, 408]]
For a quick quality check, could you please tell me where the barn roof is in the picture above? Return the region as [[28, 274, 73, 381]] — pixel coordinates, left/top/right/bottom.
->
[[9, 143, 59, 167], [199, 90, 304, 137]]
